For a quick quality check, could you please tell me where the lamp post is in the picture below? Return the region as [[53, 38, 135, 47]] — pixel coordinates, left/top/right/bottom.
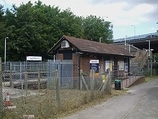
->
[[150, 49, 153, 77], [146, 40, 151, 57], [146, 39, 153, 77], [4, 37, 9, 69], [124, 35, 127, 49], [146, 40, 150, 76]]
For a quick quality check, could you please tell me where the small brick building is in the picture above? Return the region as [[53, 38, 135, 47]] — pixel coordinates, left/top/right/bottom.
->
[[48, 35, 134, 78]]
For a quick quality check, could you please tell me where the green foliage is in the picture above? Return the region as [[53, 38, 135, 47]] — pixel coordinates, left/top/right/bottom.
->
[[82, 15, 113, 43], [0, 4, 6, 60], [59, 8, 84, 38], [0, 1, 113, 61]]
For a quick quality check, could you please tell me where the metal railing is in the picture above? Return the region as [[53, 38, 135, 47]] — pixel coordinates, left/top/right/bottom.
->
[[114, 32, 158, 42], [111, 67, 144, 88]]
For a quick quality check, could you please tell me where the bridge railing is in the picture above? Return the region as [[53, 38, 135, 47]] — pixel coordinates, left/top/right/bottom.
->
[[114, 32, 158, 42]]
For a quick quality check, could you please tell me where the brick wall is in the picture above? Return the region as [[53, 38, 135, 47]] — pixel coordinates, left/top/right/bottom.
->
[[56, 54, 63, 60], [72, 54, 78, 78]]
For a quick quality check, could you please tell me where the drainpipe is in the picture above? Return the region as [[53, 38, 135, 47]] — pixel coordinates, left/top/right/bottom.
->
[[128, 57, 130, 76], [76, 52, 83, 90]]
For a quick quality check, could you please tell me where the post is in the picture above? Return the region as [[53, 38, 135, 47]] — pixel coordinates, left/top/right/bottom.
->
[[90, 70, 94, 90], [148, 59, 150, 75], [90, 70, 94, 100], [107, 69, 112, 94], [76, 52, 83, 90], [0, 57, 3, 119], [55, 70, 60, 109], [4, 37, 9, 68], [78, 55, 81, 90], [128, 44, 131, 53], [24, 71, 28, 96], [38, 71, 40, 91], [10, 70, 13, 88], [147, 40, 151, 76], [148, 40, 150, 57], [124, 35, 127, 49], [151, 58, 152, 77], [150, 49, 153, 77], [4, 38, 6, 64]]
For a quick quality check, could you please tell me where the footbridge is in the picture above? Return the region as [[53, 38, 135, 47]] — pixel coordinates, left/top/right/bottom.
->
[[114, 32, 158, 53]]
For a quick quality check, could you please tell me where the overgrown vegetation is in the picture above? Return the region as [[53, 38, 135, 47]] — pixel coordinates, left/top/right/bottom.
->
[[2, 89, 126, 119]]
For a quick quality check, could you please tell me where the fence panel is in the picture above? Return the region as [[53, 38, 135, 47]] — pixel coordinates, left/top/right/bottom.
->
[[2, 60, 73, 89], [1, 61, 114, 119]]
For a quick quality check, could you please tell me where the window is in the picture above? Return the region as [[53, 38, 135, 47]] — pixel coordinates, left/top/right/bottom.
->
[[63, 53, 72, 60]]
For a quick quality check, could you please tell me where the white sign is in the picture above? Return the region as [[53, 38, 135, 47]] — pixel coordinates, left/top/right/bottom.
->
[[90, 60, 99, 63], [26, 56, 42, 61]]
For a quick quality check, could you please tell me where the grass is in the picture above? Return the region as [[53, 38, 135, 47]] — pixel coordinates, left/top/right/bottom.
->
[[2, 88, 127, 119], [145, 76, 158, 82]]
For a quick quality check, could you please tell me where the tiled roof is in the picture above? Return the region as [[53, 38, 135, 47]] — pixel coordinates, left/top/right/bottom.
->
[[49, 35, 134, 57], [63, 35, 133, 57]]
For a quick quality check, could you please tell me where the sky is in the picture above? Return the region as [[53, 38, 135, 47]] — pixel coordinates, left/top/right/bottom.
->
[[1, 0, 158, 39]]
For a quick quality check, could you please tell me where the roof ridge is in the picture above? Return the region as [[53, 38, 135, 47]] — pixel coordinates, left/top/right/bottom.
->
[[63, 35, 110, 45]]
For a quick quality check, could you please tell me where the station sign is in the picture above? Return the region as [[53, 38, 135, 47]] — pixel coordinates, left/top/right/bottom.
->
[[26, 56, 42, 61], [90, 59, 99, 73]]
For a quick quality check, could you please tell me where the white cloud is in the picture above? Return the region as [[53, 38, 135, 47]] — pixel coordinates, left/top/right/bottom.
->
[[2, 0, 157, 38], [2, 0, 154, 26], [4, 0, 35, 6]]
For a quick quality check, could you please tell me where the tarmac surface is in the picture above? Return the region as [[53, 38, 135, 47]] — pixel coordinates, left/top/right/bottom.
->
[[63, 78, 158, 119]]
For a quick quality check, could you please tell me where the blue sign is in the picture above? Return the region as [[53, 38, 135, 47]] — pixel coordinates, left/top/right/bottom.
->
[[90, 60, 99, 73]]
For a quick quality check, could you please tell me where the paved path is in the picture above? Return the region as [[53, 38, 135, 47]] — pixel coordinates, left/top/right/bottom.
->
[[64, 78, 158, 119]]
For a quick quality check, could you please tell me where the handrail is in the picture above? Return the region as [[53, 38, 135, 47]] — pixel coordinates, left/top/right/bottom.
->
[[138, 50, 148, 69], [130, 44, 139, 51], [130, 50, 140, 64], [110, 67, 143, 78]]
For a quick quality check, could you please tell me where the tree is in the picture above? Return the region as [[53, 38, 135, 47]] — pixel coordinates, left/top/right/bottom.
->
[[58, 8, 84, 38], [82, 15, 113, 43], [4, 1, 62, 61], [3, 1, 85, 61], [0, 4, 6, 61], [1, 1, 114, 61]]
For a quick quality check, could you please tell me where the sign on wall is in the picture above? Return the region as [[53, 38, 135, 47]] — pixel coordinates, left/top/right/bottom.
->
[[90, 60, 99, 73], [105, 60, 113, 72], [118, 61, 124, 70]]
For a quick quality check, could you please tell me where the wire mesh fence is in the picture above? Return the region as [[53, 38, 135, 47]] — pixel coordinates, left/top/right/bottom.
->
[[1, 63, 112, 119], [1, 59, 146, 118], [2, 60, 73, 89]]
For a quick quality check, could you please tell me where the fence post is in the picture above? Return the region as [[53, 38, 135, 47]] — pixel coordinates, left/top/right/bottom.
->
[[24, 71, 28, 96], [90, 70, 95, 90], [55, 70, 60, 109], [10, 70, 13, 88], [38, 70, 40, 92], [90, 70, 94, 100], [106, 69, 112, 94], [0, 57, 3, 119]]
